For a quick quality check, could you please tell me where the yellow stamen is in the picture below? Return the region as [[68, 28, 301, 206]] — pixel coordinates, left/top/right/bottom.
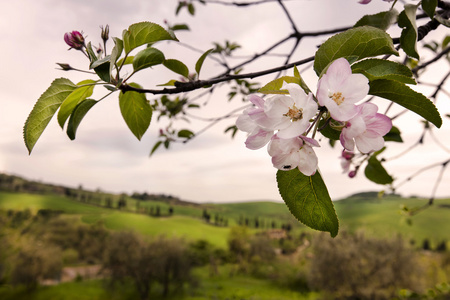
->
[[284, 104, 303, 121], [330, 92, 345, 105]]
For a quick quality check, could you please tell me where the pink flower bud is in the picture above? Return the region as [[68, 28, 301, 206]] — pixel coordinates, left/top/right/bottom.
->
[[64, 31, 85, 50], [348, 170, 357, 178], [341, 150, 354, 161]]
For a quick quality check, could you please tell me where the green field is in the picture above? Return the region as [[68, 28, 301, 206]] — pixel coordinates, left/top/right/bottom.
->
[[1, 191, 450, 246]]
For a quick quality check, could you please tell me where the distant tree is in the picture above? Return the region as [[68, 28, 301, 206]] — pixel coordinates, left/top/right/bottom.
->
[[202, 209, 210, 223], [155, 205, 161, 216], [168, 206, 174, 215], [103, 232, 193, 299], [10, 244, 62, 290], [423, 238, 431, 250], [309, 232, 422, 299], [227, 226, 250, 263], [436, 240, 447, 252]]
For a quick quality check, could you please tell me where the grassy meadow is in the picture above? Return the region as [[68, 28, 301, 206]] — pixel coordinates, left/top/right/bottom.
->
[[1, 190, 450, 300]]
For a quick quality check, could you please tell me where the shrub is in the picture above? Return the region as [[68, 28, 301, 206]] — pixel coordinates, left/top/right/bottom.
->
[[103, 232, 194, 300], [308, 231, 423, 300], [10, 244, 62, 290]]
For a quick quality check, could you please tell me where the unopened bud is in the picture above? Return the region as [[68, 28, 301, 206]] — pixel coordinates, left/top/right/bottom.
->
[[348, 170, 357, 178], [56, 63, 73, 71], [101, 25, 109, 42], [341, 149, 354, 161], [64, 31, 85, 50]]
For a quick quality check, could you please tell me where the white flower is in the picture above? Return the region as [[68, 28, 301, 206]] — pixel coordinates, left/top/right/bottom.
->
[[340, 102, 392, 153], [317, 58, 369, 122], [236, 94, 274, 150], [268, 135, 320, 176], [263, 83, 318, 139]]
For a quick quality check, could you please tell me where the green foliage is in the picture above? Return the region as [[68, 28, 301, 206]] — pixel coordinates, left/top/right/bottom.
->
[[384, 125, 403, 143], [118, 83, 153, 140], [10, 244, 62, 290], [351, 58, 416, 84], [195, 48, 214, 77], [369, 79, 442, 128], [277, 169, 339, 237], [313, 26, 398, 77], [66, 99, 98, 140], [57, 80, 96, 128], [364, 152, 394, 185], [354, 9, 399, 31], [422, 0, 438, 19], [103, 232, 193, 299], [132, 47, 165, 72], [23, 78, 77, 154], [122, 22, 177, 54], [163, 59, 190, 78], [258, 76, 302, 95], [398, 4, 420, 59]]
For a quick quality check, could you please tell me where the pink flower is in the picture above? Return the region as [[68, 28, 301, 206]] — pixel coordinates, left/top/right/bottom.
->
[[64, 31, 85, 50], [262, 83, 318, 139], [268, 135, 320, 176], [236, 95, 274, 150], [340, 103, 392, 153], [317, 58, 369, 122]]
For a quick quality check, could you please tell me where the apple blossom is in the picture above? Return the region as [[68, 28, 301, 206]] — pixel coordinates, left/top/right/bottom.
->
[[340, 102, 392, 153], [236, 94, 274, 150], [317, 58, 369, 122], [268, 135, 320, 176], [262, 83, 318, 139]]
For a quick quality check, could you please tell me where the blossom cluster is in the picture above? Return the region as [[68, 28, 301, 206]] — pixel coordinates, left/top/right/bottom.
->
[[236, 58, 392, 177]]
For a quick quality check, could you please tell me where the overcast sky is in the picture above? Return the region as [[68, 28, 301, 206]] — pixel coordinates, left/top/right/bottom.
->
[[1, 0, 449, 203]]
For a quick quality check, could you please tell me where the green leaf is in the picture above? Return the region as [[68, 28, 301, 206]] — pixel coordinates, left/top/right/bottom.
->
[[163, 59, 189, 78], [119, 82, 153, 140], [364, 155, 393, 185], [91, 55, 111, 82], [351, 59, 416, 84], [195, 48, 214, 77], [277, 169, 339, 237], [398, 4, 420, 59], [318, 118, 342, 141], [384, 126, 403, 143], [177, 129, 194, 139], [170, 24, 190, 31], [85, 42, 98, 64], [109, 37, 123, 79], [354, 9, 399, 31], [369, 79, 442, 128], [435, 15, 450, 28], [157, 80, 178, 87], [132, 47, 165, 72], [293, 66, 312, 94], [188, 3, 195, 15], [117, 56, 134, 66], [258, 76, 301, 94], [314, 26, 398, 77], [66, 99, 98, 140], [150, 141, 163, 156], [24, 78, 77, 154], [122, 22, 178, 54], [422, 0, 437, 18], [57, 80, 96, 128]]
